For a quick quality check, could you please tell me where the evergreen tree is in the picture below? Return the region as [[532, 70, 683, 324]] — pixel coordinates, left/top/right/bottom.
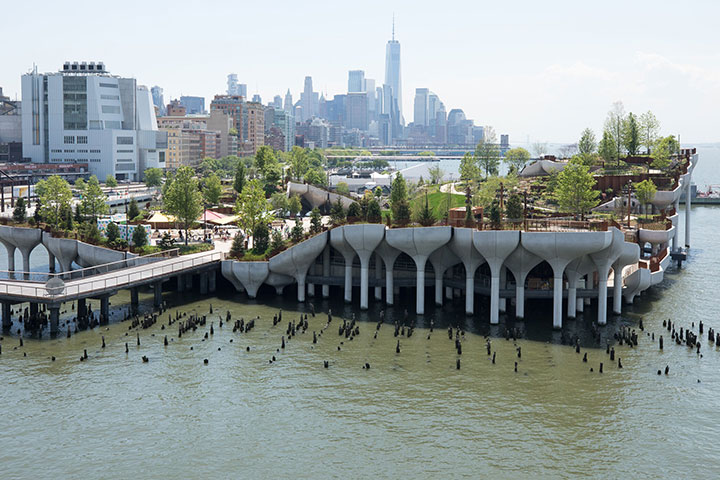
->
[[347, 202, 362, 219], [505, 193, 523, 221], [288, 195, 302, 217], [417, 191, 435, 226], [390, 173, 410, 225], [229, 233, 246, 258], [105, 222, 120, 243], [132, 226, 148, 248], [310, 208, 323, 234], [12, 198, 26, 223], [34, 198, 43, 223], [623, 112, 640, 156], [252, 223, 269, 254], [270, 229, 284, 252], [489, 201, 502, 229], [74, 203, 83, 223], [599, 130, 616, 164], [290, 218, 304, 243], [366, 199, 382, 223], [233, 162, 246, 194], [578, 128, 597, 155], [330, 198, 346, 226], [464, 185, 474, 227], [127, 197, 140, 220], [81, 175, 109, 223]]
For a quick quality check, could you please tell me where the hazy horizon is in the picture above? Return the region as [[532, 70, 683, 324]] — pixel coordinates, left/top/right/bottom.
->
[[3, 0, 719, 144]]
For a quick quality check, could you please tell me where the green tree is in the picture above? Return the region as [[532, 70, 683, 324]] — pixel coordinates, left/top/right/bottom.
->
[[336, 182, 350, 195], [459, 152, 478, 182], [81, 175, 109, 223], [79, 221, 101, 243], [623, 112, 640, 155], [12, 197, 26, 223], [475, 127, 501, 179], [262, 161, 283, 196], [347, 202, 362, 219], [229, 233, 245, 259], [37, 176, 73, 229], [578, 128, 597, 155], [289, 147, 309, 181], [127, 198, 141, 221], [33, 198, 43, 223], [428, 165, 444, 185], [390, 173, 410, 225], [330, 198, 346, 226], [203, 174, 223, 205], [304, 168, 327, 186], [555, 163, 600, 219], [505, 193, 523, 221], [270, 229, 285, 252], [489, 201, 502, 229], [131, 226, 148, 248], [270, 192, 289, 217], [252, 223, 270, 254], [651, 135, 679, 170], [604, 101, 626, 165], [254, 145, 276, 174], [144, 168, 163, 187], [504, 147, 531, 174], [234, 178, 275, 236], [366, 199, 382, 223], [464, 185, 474, 226], [288, 195, 302, 217], [290, 218, 304, 243], [105, 222, 120, 243], [639, 111, 660, 154], [105, 175, 118, 188], [164, 166, 203, 245], [74, 178, 85, 192], [599, 130, 616, 164], [310, 208, 323, 233], [233, 162, 246, 194], [74, 203, 83, 223], [374, 186, 383, 198], [416, 191, 435, 226], [634, 179, 657, 219]]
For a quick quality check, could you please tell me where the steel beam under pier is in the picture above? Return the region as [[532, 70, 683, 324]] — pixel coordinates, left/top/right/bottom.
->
[[153, 282, 163, 308], [49, 305, 60, 334]]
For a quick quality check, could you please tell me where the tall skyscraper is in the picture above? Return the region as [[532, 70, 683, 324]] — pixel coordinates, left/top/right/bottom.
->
[[22, 62, 164, 181], [300, 76, 319, 122], [284, 89, 293, 113], [226, 74, 247, 98], [151, 86, 165, 116], [272, 95, 283, 110], [413, 88, 429, 126], [180, 96, 205, 114], [384, 18, 403, 125], [348, 70, 365, 93]]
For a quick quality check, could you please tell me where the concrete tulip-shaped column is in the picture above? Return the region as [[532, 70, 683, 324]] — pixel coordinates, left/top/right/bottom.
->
[[611, 241, 640, 314], [504, 245, 542, 319], [473, 230, 520, 324], [375, 240, 401, 306], [0, 239, 16, 272], [0, 225, 42, 278], [374, 254, 383, 300], [564, 255, 595, 319], [322, 245, 331, 298], [42, 232, 78, 273], [386, 226, 452, 314], [220, 260, 270, 299], [448, 228, 485, 315], [590, 228, 626, 325], [269, 231, 328, 302], [522, 231, 611, 329], [429, 248, 461, 306], [343, 224, 386, 310], [329, 227, 357, 304]]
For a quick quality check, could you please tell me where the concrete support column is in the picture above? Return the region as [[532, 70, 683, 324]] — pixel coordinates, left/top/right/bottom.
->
[[515, 280, 526, 319], [322, 246, 330, 298], [584, 274, 594, 306], [553, 274, 563, 329], [307, 283, 315, 297], [200, 272, 209, 295], [374, 254, 382, 301], [445, 286, 453, 300], [153, 282, 163, 308], [78, 298, 87, 318], [359, 262, 369, 310], [30, 302, 38, 317], [490, 273, 501, 325], [385, 266, 395, 305], [465, 272, 475, 315], [20, 249, 31, 280], [434, 269, 444, 306], [343, 263, 352, 303], [597, 277, 608, 325], [297, 272, 307, 302], [48, 252, 56, 273], [177, 275, 185, 292], [672, 199, 680, 252], [567, 278, 577, 319], [208, 272, 216, 293], [49, 306, 60, 334], [613, 267, 623, 315], [415, 256, 428, 314], [685, 182, 691, 248], [576, 278, 585, 312], [2, 302, 12, 329], [1, 242, 16, 271], [499, 267, 507, 313], [100, 296, 110, 321], [185, 274, 193, 290]]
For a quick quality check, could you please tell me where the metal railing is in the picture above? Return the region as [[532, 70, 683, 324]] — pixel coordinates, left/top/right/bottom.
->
[[0, 250, 224, 300]]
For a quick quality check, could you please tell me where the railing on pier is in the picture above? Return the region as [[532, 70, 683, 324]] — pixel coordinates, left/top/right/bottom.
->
[[0, 250, 224, 300]]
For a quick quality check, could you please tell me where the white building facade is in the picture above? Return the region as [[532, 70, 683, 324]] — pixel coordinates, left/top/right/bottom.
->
[[21, 62, 165, 181]]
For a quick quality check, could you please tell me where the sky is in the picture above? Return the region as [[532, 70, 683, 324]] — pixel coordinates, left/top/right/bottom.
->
[[3, 0, 720, 144]]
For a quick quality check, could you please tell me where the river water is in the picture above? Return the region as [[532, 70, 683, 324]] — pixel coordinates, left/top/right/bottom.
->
[[1, 146, 718, 479]]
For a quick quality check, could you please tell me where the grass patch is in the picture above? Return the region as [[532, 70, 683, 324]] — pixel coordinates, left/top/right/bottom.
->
[[411, 190, 465, 219]]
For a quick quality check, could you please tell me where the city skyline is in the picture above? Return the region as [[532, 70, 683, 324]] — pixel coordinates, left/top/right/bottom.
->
[[2, 0, 719, 143]]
